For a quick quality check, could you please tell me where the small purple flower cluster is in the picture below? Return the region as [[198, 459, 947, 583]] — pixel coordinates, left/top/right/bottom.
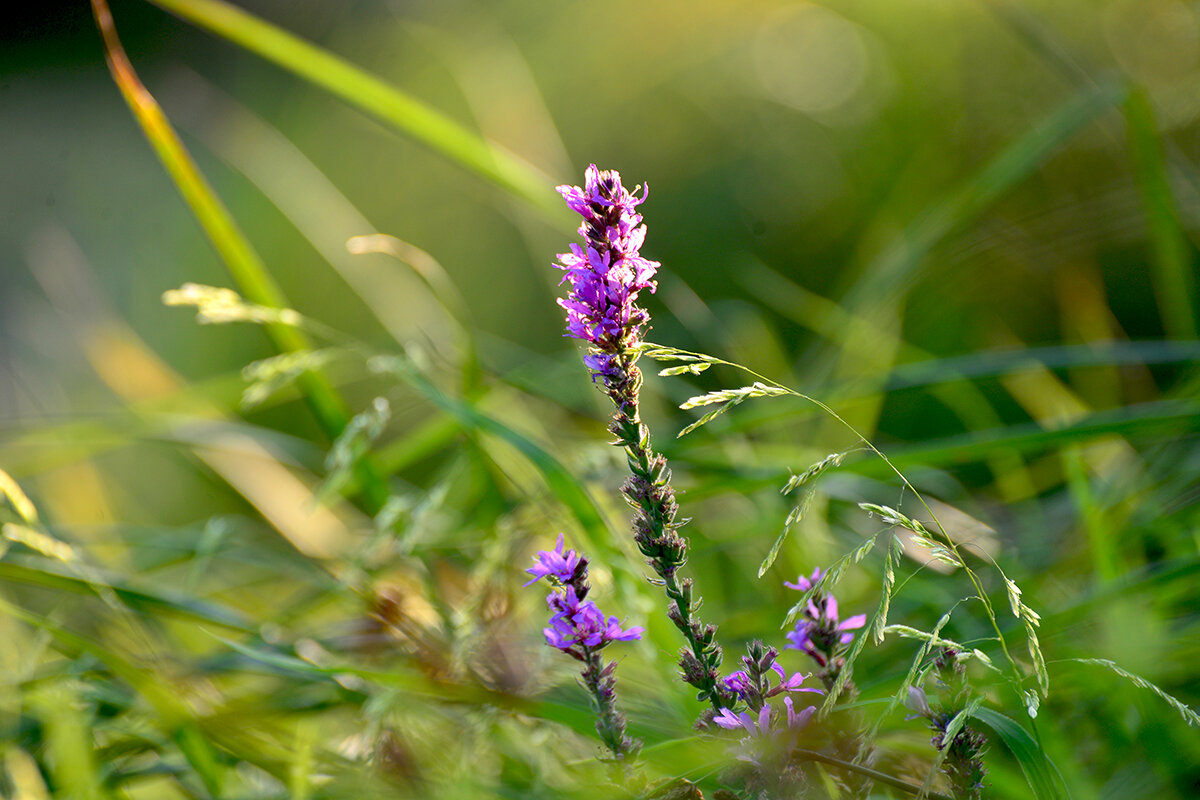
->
[[544, 585, 643, 651], [713, 697, 816, 738], [526, 534, 642, 759], [784, 568, 866, 690], [709, 641, 822, 742], [555, 165, 660, 386], [527, 534, 643, 655]]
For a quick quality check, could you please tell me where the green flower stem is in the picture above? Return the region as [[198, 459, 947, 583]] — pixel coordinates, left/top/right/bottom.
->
[[607, 358, 731, 712], [792, 749, 954, 800], [579, 645, 638, 760]]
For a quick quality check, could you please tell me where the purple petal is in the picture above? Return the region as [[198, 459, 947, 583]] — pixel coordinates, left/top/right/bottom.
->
[[757, 705, 772, 735], [790, 703, 816, 730], [906, 686, 932, 718], [784, 567, 822, 592], [785, 622, 812, 652], [838, 614, 867, 631], [825, 595, 839, 623], [723, 671, 752, 697], [713, 708, 746, 731]]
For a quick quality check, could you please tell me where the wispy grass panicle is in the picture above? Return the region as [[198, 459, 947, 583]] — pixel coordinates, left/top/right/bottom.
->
[[554, 166, 734, 711]]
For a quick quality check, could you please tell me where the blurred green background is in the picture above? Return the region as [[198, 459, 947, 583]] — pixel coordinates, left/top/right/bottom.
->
[[1, 1, 1198, 798]]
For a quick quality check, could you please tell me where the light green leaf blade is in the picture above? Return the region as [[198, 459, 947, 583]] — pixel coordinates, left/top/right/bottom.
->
[[144, 0, 566, 222], [973, 707, 1069, 800]]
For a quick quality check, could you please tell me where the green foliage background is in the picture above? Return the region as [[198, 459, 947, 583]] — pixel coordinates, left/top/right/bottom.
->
[[1, 0, 1198, 797]]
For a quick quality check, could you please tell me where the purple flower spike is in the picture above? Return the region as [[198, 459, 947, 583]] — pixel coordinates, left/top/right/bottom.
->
[[554, 165, 660, 382], [784, 567, 822, 592], [528, 533, 640, 758], [524, 533, 582, 586]]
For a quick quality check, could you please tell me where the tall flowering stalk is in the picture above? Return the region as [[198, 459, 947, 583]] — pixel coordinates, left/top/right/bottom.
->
[[554, 166, 734, 710], [527, 534, 643, 759]]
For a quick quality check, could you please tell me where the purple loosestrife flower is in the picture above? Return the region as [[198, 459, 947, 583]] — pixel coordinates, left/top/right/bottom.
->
[[524, 533, 583, 586], [784, 572, 866, 693], [786, 595, 867, 654], [528, 535, 641, 759], [720, 647, 823, 709], [555, 166, 659, 382], [712, 701, 815, 738], [545, 587, 643, 651], [709, 639, 823, 754], [722, 671, 753, 698], [783, 567, 822, 592]]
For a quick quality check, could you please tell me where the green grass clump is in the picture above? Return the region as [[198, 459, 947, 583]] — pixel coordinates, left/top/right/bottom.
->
[[1, 1, 1197, 797]]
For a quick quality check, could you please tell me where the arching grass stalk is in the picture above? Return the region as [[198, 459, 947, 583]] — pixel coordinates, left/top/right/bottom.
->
[[642, 341, 1041, 714]]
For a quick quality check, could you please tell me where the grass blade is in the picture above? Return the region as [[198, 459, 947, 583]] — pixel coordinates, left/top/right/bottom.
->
[[90, 0, 390, 512], [850, 79, 1126, 306], [0, 556, 253, 632], [1124, 89, 1197, 339], [973, 707, 1069, 800], [0, 467, 39, 524], [142, 0, 567, 222], [1060, 658, 1200, 728], [367, 356, 622, 570]]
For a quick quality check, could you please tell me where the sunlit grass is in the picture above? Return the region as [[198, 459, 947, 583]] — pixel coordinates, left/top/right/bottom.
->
[[1, 0, 1198, 798]]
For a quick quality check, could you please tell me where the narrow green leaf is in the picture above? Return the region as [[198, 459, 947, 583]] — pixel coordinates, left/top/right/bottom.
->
[[0, 556, 253, 632], [0, 467, 39, 524], [29, 685, 104, 800], [973, 707, 1069, 800], [91, 0, 391, 513], [173, 723, 224, 797], [367, 356, 618, 566], [847, 79, 1126, 307], [1125, 88, 1197, 339], [142, 0, 564, 221]]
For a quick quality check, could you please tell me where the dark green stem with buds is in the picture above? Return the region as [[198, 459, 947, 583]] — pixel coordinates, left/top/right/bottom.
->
[[603, 354, 734, 711], [579, 644, 639, 760]]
